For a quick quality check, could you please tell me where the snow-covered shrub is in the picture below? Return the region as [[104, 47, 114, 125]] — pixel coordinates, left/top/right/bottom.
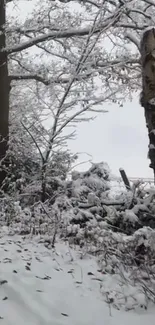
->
[[0, 162, 111, 243], [0, 198, 33, 235], [67, 162, 110, 200], [93, 226, 155, 310], [1, 142, 75, 206], [103, 184, 155, 235]]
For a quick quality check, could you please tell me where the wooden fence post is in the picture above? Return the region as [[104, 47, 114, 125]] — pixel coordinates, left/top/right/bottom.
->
[[119, 168, 131, 191]]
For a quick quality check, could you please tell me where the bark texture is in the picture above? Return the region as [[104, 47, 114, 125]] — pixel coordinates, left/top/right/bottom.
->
[[0, 0, 9, 185], [140, 28, 155, 174]]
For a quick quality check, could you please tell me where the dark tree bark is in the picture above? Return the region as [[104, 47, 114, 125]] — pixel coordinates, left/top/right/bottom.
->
[[0, 0, 10, 186], [0, 0, 9, 185], [140, 28, 155, 177]]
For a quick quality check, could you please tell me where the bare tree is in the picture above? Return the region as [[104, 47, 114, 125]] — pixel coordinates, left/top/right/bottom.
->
[[1, 0, 155, 190]]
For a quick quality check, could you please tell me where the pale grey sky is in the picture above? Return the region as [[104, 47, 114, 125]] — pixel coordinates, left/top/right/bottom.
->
[[69, 94, 153, 178]]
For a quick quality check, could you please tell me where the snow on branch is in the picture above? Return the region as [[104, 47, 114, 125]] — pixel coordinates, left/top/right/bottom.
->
[[9, 55, 140, 86], [50, 95, 109, 143], [9, 74, 68, 85], [142, 0, 155, 6], [9, 70, 95, 85], [5, 23, 147, 55], [5, 7, 122, 54], [5, 26, 109, 54], [125, 32, 140, 51], [59, 0, 102, 7], [96, 57, 140, 67], [43, 8, 115, 163], [116, 23, 148, 30]]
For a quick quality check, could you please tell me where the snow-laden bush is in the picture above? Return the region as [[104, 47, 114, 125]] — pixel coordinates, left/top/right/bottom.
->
[[1, 160, 155, 311], [94, 226, 155, 310], [0, 141, 75, 205], [2, 161, 155, 246], [66, 162, 110, 200], [0, 162, 111, 236]]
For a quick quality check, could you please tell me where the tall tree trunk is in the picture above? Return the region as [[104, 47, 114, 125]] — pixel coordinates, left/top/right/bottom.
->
[[140, 28, 155, 178], [0, 0, 9, 185]]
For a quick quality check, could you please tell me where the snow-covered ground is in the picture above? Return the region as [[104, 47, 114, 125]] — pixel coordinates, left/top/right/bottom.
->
[[0, 228, 154, 325]]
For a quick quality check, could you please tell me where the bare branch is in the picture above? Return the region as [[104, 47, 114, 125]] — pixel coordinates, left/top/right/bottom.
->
[[5, 8, 122, 54], [43, 5, 122, 163], [141, 0, 155, 6], [9, 73, 89, 85], [5, 26, 108, 54], [129, 8, 151, 20], [116, 23, 148, 30], [9, 55, 140, 87], [58, 0, 102, 7], [51, 95, 109, 142], [96, 57, 140, 67], [21, 121, 45, 163], [6, 22, 146, 56], [9, 74, 52, 85]]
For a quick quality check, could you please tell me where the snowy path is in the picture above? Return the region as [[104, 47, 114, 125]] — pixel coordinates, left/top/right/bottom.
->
[[0, 233, 154, 324]]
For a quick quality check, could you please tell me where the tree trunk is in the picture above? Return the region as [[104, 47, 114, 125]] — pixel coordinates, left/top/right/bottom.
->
[[41, 163, 47, 202], [0, 0, 9, 185], [140, 28, 155, 177]]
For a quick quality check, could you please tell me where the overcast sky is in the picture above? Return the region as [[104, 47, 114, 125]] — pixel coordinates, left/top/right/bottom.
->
[[69, 94, 153, 179]]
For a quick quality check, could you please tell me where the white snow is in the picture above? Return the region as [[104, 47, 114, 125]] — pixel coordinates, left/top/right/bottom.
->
[[88, 192, 100, 205], [148, 98, 155, 106], [142, 26, 155, 35], [0, 229, 154, 324], [150, 129, 155, 135], [124, 209, 139, 223], [149, 143, 155, 149]]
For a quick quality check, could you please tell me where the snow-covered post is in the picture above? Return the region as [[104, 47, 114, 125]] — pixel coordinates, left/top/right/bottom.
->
[[140, 27, 155, 176], [119, 168, 131, 191]]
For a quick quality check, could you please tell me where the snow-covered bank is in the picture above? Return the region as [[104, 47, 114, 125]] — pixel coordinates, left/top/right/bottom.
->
[[0, 231, 154, 325]]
